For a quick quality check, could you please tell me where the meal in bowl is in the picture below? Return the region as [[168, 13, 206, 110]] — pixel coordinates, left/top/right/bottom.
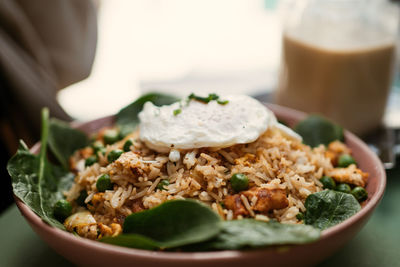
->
[[8, 93, 369, 251]]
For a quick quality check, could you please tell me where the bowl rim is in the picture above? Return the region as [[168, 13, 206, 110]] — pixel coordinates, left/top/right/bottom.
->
[[14, 103, 386, 261]]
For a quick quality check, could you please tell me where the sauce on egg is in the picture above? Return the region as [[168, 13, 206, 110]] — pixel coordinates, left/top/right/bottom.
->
[[138, 94, 300, 152]]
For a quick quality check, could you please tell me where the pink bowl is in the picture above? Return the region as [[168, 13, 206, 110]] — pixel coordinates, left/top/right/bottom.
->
[[15, 103, 386, 267]]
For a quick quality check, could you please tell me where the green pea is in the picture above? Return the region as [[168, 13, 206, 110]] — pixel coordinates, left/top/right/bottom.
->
[[96, 174, 113, 192], [103, 129, 120, 144], [338, 154, 357, 168], [296, 212, 304, 221], [319, 176, 336, 190], [53, 199, 72, 221], [123, 139, 133, 152], [336, 183, 351, 194], [76, 190, 88, 206], [230, 173, 249, 192], [351, 186, 368, 202], [85, 156, 97, 167], [107, 149, 123, 163], [157, 179, 170, 191], [98, 147, 107, 156], [91, 140, 104, 153]]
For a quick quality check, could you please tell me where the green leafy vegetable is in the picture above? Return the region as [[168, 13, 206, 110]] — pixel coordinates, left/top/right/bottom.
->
[[100, 234, 160, 250], [102, 200, 221, 249], [101, 199, 321, 251], [304, 190, 361, 230], [48, 118, 88, 169], [294, 115, 344, 147], [123, 199, 221, 248], [187, 219, 320, 251], [7, 109, 75, 229], [116, 93, 179, 137]]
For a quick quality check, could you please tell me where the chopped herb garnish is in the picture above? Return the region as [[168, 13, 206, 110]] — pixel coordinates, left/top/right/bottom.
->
[[188, 93, 228, 105], [173, 109, 182, 116], [188, 93, 217, 103], [217, 100, 229, 105], [208, 93, 219, 101]]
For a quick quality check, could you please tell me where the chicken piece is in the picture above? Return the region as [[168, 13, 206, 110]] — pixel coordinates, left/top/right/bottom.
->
[[91, 193, 104, 206], [64, 211, 97, 231], [328, 141, 351, 154], [98, 223, 113, 237], [224, 194, 249, 217], [224, 187, 289, 217], [242, 187, 289, 214], [98, 223, 122, 238], [112, 215, 126, 225], [64, 211, 98, 239], [326, 164, 368, 187], [110, 223, 122, 236], [326, 141, 351, 166], [324, 150, 338, 166]]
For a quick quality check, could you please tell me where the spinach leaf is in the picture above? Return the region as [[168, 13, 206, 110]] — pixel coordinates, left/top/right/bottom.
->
[[48, 118, 89, 170], [100, 234, 160, 250], [7, 109, 75, 230], [294, 115, 344, 147], [101, 199, 221, 249], [304, 190, 361, 230], [101, 200, 320, 251], [116, 92, 179, 137], [188, 219, 320, 251]]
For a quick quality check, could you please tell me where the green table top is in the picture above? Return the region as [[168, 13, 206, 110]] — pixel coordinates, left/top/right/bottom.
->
[[1, 167, 399, 267]]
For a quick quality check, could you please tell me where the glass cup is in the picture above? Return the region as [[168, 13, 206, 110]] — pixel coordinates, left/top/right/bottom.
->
[[275, 0, 399, 135]]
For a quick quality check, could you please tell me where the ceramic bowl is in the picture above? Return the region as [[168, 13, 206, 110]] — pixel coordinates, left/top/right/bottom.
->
[[15, 103, 386, 267]]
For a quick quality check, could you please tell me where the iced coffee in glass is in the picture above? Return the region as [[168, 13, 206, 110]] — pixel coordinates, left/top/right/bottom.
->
[[276, 0, 399, 135]]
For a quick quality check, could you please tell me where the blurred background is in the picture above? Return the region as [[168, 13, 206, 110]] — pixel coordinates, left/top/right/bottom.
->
[[1, 0, 400, 212], [57, 0, 283, 121]]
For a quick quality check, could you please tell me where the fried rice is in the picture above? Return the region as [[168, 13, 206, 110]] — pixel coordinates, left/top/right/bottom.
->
[[65, 126, 368, 239]]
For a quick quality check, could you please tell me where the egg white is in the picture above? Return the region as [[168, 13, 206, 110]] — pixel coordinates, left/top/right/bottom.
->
[[138, 95, 300, 152]]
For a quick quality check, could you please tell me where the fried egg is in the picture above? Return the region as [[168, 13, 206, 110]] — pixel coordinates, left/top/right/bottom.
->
[[138, 94, 301, 152]]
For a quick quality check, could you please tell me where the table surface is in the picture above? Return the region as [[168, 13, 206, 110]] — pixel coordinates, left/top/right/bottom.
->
[[1, 166, 399, 267]]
